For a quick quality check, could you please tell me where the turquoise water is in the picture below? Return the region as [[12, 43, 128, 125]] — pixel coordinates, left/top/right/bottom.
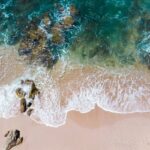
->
[[0, 0, 150, 66]]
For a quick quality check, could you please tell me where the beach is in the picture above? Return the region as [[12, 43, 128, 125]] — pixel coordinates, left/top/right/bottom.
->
[[0, 1, 150, 149], [1, 107, 150, 150]]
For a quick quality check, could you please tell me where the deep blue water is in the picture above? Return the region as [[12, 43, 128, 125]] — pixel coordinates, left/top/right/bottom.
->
[[0, 0, 150, 66]]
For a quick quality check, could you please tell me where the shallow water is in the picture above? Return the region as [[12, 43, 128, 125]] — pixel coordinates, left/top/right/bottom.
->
[[0, 0, 150, 127]]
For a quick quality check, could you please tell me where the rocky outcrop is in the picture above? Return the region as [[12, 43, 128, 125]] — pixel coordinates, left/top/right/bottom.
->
[[51, 26, 63, 44], [4, 130, 23, 150], [18, 4, 79, 68], [16, 79, 39, 116]]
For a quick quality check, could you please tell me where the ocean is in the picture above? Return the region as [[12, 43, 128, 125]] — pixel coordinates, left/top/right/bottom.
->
[[0, 0, 150, 127]]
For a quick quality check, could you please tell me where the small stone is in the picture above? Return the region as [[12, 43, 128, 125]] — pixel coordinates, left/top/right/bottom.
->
[[27, 102, 32, 108], [4, 130, 23, 150], [20, 98, 27, 113], [27, 108, 33, 116], [52, 32, 63, 44], [29, 82, 39, 99], [16, 88, 26, 98]]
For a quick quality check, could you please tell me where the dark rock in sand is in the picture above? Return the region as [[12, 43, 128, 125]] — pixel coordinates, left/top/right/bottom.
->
[[27, 108, 34, 116], [42, 14, 52, 27], [16, 88, 26, 98], [20, 98, 27, 113], [4, 130, 23, 150], [18, 21, 56, 68]]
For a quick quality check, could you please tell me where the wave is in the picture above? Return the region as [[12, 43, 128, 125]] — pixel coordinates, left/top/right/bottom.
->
[[0, 51, 150, 127], [0, 0, 150, 127]]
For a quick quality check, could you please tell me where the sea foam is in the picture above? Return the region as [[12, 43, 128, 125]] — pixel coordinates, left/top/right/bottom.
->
[[0, 53, 150, 127]]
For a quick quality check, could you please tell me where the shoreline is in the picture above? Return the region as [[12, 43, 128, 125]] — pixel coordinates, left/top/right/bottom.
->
[[0, 44, 150, 127]]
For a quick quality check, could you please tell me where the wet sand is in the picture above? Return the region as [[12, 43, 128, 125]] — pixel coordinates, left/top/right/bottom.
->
[[1, 107, 150, 150], [0, 45, 27, 85]]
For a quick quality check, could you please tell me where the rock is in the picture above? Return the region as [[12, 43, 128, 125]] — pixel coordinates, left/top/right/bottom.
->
[[29, 82, 39, 99], [27, 102, 32, 108], [24, 79, 34, 85], [70, 5, 78, 16], [51, 27, 63, 44], [27, 108, 33, 116], [63, 16, 74, 27], [4, 130, 23, 150], [43, 14, 52, 26], [20, 98, 27, 113], [16, 88, 26, 98]]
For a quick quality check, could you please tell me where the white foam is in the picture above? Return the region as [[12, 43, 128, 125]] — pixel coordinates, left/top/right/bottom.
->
[[0, 56, 150, 127]]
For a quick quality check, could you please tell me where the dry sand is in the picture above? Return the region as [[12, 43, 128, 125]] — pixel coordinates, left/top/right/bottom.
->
[[1, 107, 150, 150]]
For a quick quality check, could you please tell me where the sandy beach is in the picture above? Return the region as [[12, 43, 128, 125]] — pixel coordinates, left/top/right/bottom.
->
[[0, 1, 150, 149], [1, 107, 150, 150]]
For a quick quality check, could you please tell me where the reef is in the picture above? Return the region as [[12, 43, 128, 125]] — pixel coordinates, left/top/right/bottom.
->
[[18, 4, 79, 68]]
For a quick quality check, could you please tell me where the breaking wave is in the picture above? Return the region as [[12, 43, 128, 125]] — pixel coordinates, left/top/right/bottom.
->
[[0, 49, 150, 127]]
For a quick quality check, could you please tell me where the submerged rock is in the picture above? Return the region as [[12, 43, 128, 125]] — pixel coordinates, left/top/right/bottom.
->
[[17, 3, 79, 68], [20, 98, 27, 113], [4, 130, 23, 150], [70, 5, 78, 16], [51, 27, 63, 44], [63, 16, 74, 27]]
